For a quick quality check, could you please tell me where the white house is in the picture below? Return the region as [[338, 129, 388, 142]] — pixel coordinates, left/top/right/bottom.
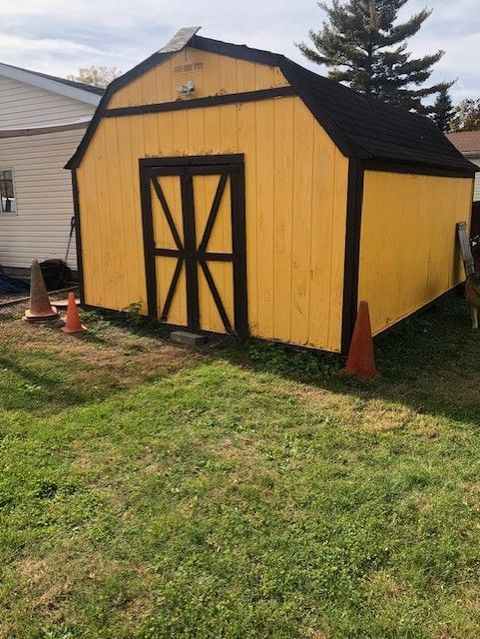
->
[[447, 131, 480, 201], [0, 63, 103, 275]]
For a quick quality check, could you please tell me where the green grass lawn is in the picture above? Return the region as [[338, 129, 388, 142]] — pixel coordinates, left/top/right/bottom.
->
[[1, 294, 480, 638]]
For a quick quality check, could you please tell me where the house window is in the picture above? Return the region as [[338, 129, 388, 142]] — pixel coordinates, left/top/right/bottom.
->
[[0, 169, 17, 215]]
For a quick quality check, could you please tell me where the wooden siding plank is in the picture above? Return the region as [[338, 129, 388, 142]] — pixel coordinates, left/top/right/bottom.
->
[[236, 60, 256, 93], [92, 124, 118, 309], [126, 116, 148, 310], [142, 113, 160, 157], [187, 108, 206, 155], [254, 99, 275, 338], [290, 102, 314, 345], [78, 152, 104, 304], [235, 105, 258, 335], [172, 110, 189, 156], [272, 97, 294, 342], [328, 148, 349, 350], [308, 124, 336, 348], [103, 119, 127, 310]]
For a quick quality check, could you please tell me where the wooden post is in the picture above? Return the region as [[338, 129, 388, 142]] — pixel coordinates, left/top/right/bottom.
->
[[456, 221, 475, 277]]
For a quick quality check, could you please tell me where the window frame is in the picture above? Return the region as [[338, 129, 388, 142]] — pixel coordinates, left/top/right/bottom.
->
[[0, 167, 18, 216]]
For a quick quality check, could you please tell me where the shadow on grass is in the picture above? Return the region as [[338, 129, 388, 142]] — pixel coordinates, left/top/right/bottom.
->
[[84, 291, 480, 426], [5, 292, 478, 423], [0, 352, 92, 413], [0, 306, 213, 414], [210, 292, 480, 428], [80, 292, 480, 426]]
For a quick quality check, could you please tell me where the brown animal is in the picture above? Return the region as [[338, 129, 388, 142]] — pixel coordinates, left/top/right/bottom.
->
[[465, 273, 480, 329]]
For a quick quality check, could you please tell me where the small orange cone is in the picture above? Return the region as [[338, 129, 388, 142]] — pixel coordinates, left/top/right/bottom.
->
[[23, 260, 59, 322], [61, 292, 86, 334], [345, 301, 378, 379]]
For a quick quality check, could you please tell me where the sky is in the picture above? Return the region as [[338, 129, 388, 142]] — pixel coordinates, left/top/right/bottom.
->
[[0, 0, 478, 103]]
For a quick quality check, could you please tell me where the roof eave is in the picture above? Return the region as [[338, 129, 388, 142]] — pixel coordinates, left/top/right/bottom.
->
[[363, 157, 479, 176], [0, 62, 101, 106]]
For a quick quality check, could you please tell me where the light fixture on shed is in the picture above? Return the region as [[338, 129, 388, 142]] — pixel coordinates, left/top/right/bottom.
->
[[177, 80, 195, 99]]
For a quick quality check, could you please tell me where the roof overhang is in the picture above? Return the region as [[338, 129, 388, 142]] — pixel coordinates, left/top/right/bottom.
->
[[0, 118, 90, 139], [0, 62, 101, 106]]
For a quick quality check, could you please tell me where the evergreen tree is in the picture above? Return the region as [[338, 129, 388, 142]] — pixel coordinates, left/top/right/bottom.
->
[[298, 0, 452, 113], [431, 87, 455, 132]]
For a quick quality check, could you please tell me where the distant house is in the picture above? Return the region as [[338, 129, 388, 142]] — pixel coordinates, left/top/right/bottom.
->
[[447, 131, 480, 201], [0, 63, 103, 275]]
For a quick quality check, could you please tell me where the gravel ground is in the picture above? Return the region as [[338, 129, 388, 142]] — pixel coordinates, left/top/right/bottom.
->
[[0, 291, 29, 305], [0, 285, 78, 306], [0, 287, 79, 320]]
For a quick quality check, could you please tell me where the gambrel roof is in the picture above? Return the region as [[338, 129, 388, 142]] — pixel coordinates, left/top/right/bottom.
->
[[67, 28, 476, 174]]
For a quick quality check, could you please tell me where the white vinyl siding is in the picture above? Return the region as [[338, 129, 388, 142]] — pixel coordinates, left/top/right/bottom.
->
[[471, 157, 480, 201], [0, 73, 97, 270], [0, 74, 94, 127], [0, 128, 85, 269]]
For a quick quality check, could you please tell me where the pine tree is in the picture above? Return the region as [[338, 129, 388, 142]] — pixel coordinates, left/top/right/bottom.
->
[[431, 88, 454, 132], [298, 0, 452, 113]]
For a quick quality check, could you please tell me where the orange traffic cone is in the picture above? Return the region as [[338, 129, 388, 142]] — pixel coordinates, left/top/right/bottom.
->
[[345, 301, 378, 379], [61, 292, 86, 334], [23, 260, 59, 322]]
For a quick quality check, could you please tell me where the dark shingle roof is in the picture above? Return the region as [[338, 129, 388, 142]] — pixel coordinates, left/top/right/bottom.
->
[[290, 63, 475, 172], [0, 61, 104, 95], [193, 36, 476, 174]]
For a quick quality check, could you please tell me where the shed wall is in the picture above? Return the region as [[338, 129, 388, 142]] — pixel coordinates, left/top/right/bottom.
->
[[108, 47, 289, 109], [77, 95, 349, 352], [358, 170, 473, 336]]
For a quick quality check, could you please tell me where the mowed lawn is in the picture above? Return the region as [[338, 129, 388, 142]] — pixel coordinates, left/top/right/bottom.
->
[[1, 295, 480, 639]]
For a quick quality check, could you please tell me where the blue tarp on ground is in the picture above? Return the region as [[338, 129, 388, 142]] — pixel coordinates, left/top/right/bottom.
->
[[0, 269, 29, 294]]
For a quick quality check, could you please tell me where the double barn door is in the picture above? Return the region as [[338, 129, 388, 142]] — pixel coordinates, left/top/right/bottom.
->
[[141, 156, 247, 337]]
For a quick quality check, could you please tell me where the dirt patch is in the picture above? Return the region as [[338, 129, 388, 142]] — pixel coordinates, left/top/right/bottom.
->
[[9, 549, 157, 634], [289, 383, 439, 434], [0, 302, 207, 398], [18, 558, 48, 585], [302, 627, 328, 639]]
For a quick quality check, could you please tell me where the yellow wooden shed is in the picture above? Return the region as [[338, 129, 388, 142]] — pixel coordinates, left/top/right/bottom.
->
[[66, 27, 477, 354]]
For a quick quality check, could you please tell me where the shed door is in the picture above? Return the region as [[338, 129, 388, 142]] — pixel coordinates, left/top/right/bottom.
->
[[141, 158, 248, 337]]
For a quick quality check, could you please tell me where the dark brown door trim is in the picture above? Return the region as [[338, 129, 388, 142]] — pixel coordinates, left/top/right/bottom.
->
[[139, 154, 248, 338]]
